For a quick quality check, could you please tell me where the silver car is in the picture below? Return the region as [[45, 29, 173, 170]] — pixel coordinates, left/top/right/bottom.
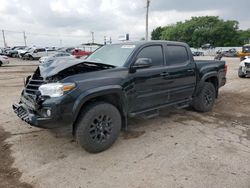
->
[[0, 55, 9, 66]]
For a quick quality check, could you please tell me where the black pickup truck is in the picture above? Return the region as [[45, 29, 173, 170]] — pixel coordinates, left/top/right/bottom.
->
[[13, 41, 227, 153]]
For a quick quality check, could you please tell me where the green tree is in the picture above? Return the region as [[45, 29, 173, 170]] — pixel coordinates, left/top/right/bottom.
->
[[238, 29, 250, 44], [151, 27, 164, 40], [159, 16, 243, 47]]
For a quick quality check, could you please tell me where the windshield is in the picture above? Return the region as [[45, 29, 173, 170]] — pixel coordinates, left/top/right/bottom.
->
[[86, 44, 136, 67]]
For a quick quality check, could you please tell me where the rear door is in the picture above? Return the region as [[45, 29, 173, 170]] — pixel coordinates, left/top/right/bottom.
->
[[164, 45, 196, 102], [128, 44, 170, 113]]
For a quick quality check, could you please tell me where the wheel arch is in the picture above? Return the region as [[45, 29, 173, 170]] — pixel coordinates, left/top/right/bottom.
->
[[72, 86, 128, 135], [195, 72, 219, 98]]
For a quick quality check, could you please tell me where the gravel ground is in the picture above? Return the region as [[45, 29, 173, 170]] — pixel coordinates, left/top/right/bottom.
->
[[0, 57, 249, 188]]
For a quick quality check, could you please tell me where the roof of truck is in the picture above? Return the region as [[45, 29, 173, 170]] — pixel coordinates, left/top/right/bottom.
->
[[122, 40, 187, 45]]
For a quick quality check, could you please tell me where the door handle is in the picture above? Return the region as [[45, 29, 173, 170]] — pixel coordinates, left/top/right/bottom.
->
[[160, 72, 169, 77], [187, 69, 194, 73]]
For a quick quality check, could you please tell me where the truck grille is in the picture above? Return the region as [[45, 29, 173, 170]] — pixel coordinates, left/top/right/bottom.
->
[[25, 78, 45, 97], [24, 68, 45, 97]]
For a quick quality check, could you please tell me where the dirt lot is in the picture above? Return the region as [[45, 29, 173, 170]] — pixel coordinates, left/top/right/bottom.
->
[[0, 57, 249, 188]]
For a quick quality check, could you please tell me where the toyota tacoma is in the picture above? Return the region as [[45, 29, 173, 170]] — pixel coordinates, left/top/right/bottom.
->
[[13, 41, 227, 153]]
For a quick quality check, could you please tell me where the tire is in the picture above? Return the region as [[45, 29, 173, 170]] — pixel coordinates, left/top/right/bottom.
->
[[0, 61, 2, 67], [238, 67, 245, 78], [193, 82, 216, 112], [75, 102, 121, 153]]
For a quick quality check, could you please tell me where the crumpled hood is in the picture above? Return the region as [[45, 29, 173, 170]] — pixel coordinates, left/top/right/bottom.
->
[[39, 58, 83, 78]]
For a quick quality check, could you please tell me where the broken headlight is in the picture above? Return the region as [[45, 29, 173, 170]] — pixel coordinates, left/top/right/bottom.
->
[[38, 83, 75, 98]]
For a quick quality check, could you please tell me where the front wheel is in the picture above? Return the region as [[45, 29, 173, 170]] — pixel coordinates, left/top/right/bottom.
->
[[75, 102, 121, 153], [238, 67, 246, 78], [193, 82, 216, 112]]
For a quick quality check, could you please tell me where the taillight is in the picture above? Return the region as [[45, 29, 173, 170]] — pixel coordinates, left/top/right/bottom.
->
[[224, 64, 228, 74]]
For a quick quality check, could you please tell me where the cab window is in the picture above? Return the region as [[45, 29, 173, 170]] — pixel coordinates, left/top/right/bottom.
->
[[136, 45, 164, 67], [166, 45, 189, 66]]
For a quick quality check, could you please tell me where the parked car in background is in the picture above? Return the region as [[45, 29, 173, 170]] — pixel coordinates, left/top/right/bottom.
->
[[17, 47, 32, 58], [217, 48, 238, 57], [6, 46, 26, 57], [0, 55, 9, 66], [39, 52, 75, 63], [238, 56, 250, 78], [57, 47, 75, 53], [72, 48, 92, 58], [24, 48, 56, 60]]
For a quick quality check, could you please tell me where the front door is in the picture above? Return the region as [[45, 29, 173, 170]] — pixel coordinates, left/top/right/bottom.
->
[[128, 45, 169, 113]]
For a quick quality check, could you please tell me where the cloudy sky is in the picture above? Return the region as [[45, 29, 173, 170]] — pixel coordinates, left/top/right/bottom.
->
[[0, 0, 249, 47]]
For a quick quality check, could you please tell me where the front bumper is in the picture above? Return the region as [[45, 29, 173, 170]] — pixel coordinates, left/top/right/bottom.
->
[[13, 95, 74, 129]]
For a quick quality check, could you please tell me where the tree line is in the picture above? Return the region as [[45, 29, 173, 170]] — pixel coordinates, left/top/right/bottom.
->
[[151, 16, 250, 48]]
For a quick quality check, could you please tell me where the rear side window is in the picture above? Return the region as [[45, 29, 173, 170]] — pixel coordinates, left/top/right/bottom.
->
[[136, 45, 164, 67], [166, 45, 189, 66]]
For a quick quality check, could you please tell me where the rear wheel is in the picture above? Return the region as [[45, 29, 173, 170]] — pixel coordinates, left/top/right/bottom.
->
[[0, 61, 2, 67], [75, 102, 121, 153], [193, 82, 216, 112], [238, 67, 246, 78]]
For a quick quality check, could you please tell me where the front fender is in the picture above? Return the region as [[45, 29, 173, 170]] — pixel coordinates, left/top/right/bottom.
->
[[72, 85, 127, 122]]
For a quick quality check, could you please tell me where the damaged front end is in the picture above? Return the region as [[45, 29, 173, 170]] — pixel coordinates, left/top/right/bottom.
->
[[12, 68, 64, 128], [13, 59, 114, 128]]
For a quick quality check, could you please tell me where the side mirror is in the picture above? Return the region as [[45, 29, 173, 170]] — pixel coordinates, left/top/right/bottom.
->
[[130, 58, 152, 73]]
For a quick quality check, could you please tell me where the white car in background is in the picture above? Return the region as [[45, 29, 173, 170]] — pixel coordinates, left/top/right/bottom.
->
[[238, 56, 250, 78], [24, 48, 56, 60], [39, 52, 75, 63], [0, 55, 9, 66]]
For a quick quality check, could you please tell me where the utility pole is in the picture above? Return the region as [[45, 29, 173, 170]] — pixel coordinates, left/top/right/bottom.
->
[[23, 31, 27, 46], [104, 36, 107, 45], [91, 31, 94, 44], [145, 0, 150, 41], [2, 30, 6, 47]]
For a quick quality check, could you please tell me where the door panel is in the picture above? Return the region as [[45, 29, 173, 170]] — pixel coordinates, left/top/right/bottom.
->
[[164, 64, 196, 102], [165, 45, 196, 102], [129, 66, 169, 112]]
